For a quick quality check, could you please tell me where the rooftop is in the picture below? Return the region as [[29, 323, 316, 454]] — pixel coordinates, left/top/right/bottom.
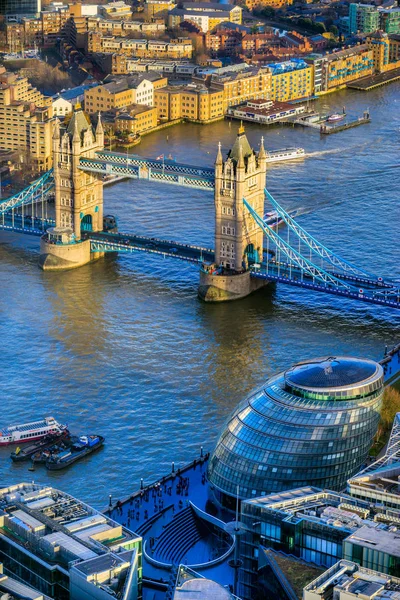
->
[[345, 525, 400, 557], [304, 560, 400, 600], [0, 482, 140, 576], [285, 356, 382, 391]]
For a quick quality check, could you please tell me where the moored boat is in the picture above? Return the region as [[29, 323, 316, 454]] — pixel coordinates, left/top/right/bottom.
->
[[327, 113, 346, 123], [264, 210, 284, 227], [266, 147, 305, 163], [0, 417, 67, 446], [10, 430, 69, 462], [46, 435, 104, 470]]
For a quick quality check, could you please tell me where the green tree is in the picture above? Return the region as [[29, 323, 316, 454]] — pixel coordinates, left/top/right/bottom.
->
[[376, 386, 400, 441]]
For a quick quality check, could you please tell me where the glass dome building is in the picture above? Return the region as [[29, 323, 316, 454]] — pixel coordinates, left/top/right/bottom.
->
[[207, 356, 384, 510]]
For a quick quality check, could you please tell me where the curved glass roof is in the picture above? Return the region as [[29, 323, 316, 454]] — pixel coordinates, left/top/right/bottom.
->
[[285, 357, 380, 391]]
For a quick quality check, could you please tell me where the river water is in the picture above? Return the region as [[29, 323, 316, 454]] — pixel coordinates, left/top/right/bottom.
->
[[0, 85, 399, 509]]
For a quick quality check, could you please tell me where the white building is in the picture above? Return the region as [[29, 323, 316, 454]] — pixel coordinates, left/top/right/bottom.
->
[[52, 96, 73, 117]]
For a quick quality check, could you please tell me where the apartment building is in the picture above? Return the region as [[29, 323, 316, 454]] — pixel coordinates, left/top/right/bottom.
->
[[266, 59, 313, 101], [154, 83, 224, 122], [85, 33, 193, 59], [114, 105, 158, 135], [84, 73, 167, 114], [144, 0, 176, 21], [204, 64, 272, 111], [0, 70, 54, 171]]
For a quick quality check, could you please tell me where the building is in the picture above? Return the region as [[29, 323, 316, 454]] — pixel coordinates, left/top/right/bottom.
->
[[172, 565, 238, 599], [85, 34, 193, 59], [144, 0, 176, 21], [226, 98, 306, 125], [52, 84, 98, 118], [204, 64, 271, 111], [349, 3, 380, 35], [0, 69, 54, 171], [154, 83, 224, 122], [98, 1, 132, 20], [305, 45, 374, 94], [207, 356, 384, 510], [168, 2, 242, 31], [367, 31, 400, 73], [343, 527, 400, 575], [266, 59, 313, 102], [380, 8, 400, 34], [114, 105, 158, 135], [0, 482, 141, 600], [244, 0, 293, 11], [84, 74, 167, 114], [0, 0, 40, 17], [304, 560, 400, 600]]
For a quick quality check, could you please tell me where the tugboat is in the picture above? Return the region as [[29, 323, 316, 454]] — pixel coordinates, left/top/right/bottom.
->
[[11, 430, 69, 462], [0, 417, 67, 446], [46, 435, 104, 470]]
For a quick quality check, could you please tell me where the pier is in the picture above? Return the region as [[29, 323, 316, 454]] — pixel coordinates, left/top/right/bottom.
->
[[282, 110, 371, 134], [347, 67, 400, 91]]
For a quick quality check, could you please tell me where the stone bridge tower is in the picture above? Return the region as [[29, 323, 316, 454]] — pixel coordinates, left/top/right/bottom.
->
[[198, 126, 269, 302], [53, 105, 104, 239], [39, 106, 105, 271]]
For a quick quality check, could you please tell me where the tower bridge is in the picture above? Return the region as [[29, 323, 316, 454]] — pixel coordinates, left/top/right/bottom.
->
[[0, 106, 399, 309]]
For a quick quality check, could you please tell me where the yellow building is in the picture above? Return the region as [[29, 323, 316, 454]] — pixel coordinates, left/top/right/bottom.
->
[[266, 60, 313, 102], [154, 84, 224, 122], [366, 31, 400, 73], [324, 45, 373, 89], [205, 66, 271, 112], [168, 3, 242, 32], [114, 105, 158, 135], [0, 70, 54, 171], [84, 74, 167, 114], [245, 0, 293, 10], [144, 0, 176, 21]]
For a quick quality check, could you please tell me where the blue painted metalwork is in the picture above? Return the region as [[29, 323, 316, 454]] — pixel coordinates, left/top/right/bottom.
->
[[87, 231, 215, 264], [79, 153, 215, 191], [0, 212, 55, 235], [0, 170, 54, 215], [264, 188, 373, 279], [244, 196, 400, 309]]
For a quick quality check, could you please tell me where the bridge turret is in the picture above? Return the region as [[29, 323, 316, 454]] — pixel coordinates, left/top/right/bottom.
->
[[214, 125, 266, 272], [95, 112, 104, 148], [40, 105, 105, 270]]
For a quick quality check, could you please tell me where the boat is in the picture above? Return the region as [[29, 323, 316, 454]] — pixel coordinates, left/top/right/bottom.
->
[[266, 148, 305, 163], [327, 113, 346, 123], [10, 430, 69, 462], [46, 435, 104, 470], [0, 417, 67, 446]]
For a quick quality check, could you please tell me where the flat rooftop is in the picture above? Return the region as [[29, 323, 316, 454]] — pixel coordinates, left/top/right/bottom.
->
[[345, 525, 400, 557], [0, 483, 140, 571]]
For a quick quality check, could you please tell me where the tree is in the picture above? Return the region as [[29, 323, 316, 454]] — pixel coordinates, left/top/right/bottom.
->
[[329, 25, 339, 37], [376, 386, 400, 441]]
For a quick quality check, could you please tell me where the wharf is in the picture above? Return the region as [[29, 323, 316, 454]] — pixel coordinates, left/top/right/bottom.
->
[[320, 116, 371, 135], [347, 67, 400, 91]]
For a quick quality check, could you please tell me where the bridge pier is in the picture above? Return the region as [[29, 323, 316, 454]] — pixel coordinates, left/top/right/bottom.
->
[[198, 269, 269, 302], [39, 231, 103, 271]]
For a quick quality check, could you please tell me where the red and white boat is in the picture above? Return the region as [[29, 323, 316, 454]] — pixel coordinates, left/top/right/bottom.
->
[[0, 417, 67, 446], [327, 113, 346, 123]]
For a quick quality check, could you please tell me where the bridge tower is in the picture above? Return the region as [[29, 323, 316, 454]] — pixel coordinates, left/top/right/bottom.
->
[[198, 126, 269, 302], [39, 105, 105, 271]]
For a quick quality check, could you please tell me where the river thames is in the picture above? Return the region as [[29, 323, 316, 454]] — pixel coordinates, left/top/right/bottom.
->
[[0, 84, 399, 509]]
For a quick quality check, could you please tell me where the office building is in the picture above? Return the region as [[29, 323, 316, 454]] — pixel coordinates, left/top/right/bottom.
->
[[0, 482, 142, 600], [0, 0, 40, 18], [207, 356, 384, 510], [304, 559, 400, 600]]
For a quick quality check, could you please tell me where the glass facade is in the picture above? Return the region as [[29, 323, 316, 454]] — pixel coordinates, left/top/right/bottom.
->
[[0, 0, 40, 16], [207, 357, 384, 509]]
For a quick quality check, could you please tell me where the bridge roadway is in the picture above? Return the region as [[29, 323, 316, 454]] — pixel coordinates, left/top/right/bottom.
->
[[251, 262, 400, 309], [0, 213, 55, 236], [87, 231, 215, 264]]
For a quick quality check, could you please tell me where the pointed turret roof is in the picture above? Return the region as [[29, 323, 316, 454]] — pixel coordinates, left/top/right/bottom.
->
[[66, 105, 94, 142], [227, 123, 253, 165]]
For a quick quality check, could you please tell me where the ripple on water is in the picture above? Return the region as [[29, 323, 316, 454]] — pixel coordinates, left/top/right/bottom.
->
[[0, 86, 399, 508]]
